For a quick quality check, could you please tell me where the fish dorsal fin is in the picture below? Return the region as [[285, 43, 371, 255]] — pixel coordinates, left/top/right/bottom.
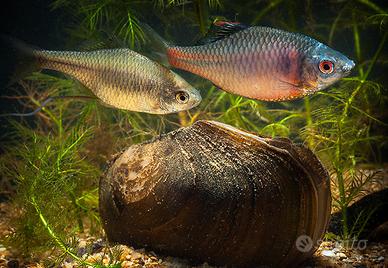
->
[[196, 21, 249, 45]]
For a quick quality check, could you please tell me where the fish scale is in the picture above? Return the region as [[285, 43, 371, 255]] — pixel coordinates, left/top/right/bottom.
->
[[40, 50, 151, 96], [161, 23, 354, 101], [11, 45, 202, 114]]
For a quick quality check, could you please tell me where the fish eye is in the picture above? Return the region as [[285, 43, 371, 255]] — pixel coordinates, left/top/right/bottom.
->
[[319, 60, 334, 74], [175, 91, 189, 104]]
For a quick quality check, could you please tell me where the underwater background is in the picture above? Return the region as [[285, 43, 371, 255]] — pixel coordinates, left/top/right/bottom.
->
[[0, 0, 387, 267]]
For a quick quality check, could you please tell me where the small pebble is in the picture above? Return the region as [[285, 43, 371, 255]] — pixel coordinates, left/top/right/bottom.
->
[[321, 250, 336, 257], [77, 246, 87, 256], [92, 238, 104, 252], [121, 260, 132, 267], [355, 255, 364, 261], [376, 256, 384, 262], [337, 252, 347, 259], [131, 252, 143, 260], [62, 261, 73, 268], [332, 247, 340, 253], [78, 240, 87, 248]]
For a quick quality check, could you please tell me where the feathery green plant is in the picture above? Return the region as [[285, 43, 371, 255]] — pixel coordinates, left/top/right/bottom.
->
[[1, 122, 97, 254]]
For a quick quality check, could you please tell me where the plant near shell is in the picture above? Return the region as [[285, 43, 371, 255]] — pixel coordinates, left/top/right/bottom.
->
[[0, 123, 94, 253], [0, 81, 130, 266], [0, 76, 99, 265], [304, 6, 387, 239]]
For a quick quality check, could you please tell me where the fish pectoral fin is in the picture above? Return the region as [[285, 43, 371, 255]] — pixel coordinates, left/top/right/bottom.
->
[[277, 79, 319, 96], [276, 79, 304, 91], [196, 21, 249, 45], [272, 79, 307, 100]]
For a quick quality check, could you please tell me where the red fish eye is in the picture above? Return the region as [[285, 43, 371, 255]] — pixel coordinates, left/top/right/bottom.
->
[[319, 60, 334, 74]]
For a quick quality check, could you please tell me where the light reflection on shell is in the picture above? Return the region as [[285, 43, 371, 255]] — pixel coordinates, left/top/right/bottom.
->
[[99, 120, 331, 267]]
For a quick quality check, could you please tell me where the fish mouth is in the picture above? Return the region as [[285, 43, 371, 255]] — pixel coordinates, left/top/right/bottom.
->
[[193, 94, 202, 106], [342, 60, 355, 74], [191, 101, 201, 109], [189, 90, 202, 108]]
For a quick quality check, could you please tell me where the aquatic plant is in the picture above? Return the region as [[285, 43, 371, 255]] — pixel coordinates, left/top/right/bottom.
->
[[301, 3, 388, 239], [1, 0, 387, 264]]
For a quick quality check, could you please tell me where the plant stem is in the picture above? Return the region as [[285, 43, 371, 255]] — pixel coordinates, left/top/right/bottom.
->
[[70, 191, 84, 233], [31, 196, 93, 266], [352, 10, 364, 77], [356, 0, 386, 14], [178, 111, 188, 126], [252, 0, 283, 24], [336, 30, 387, 240], [342, 31, 387, 120], [328, 6, 346, 46], [304, 97, 314, 148], [194, 0, 209, 35], [338, 173, 349, 238]]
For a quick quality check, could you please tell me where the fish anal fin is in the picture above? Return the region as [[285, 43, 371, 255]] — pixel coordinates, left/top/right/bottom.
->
[[196, 21, 249, 45]]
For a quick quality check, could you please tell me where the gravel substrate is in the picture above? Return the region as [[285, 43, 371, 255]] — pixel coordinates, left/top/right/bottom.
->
[[306, 240, 388, 268], [1, 236, 388, 268], [1, 198, 388, 268]]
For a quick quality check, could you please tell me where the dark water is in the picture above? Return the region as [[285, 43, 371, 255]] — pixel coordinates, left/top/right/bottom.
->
[[0, 1, 66, 144]]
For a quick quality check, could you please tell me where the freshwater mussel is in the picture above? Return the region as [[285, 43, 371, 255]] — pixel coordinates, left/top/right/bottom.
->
[[99, 120, 331, 267]]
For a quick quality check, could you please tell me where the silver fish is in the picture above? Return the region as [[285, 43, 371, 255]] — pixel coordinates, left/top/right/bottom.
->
[[11, 41, 202, 114]]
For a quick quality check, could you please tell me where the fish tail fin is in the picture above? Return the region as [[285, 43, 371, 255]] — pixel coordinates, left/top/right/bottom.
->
[[140, 23, 171, 67], [1, 35, 43, 84]]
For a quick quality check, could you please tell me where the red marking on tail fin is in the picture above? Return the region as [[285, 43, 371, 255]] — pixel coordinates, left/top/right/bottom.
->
[[214, 21, 241, 26]]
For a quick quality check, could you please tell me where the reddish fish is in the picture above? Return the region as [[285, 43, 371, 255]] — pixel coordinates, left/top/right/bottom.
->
[[145, 22, 355, 101]]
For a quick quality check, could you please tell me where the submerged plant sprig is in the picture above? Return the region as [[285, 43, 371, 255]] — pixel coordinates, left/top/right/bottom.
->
[[0, 85, 102, 259], [300, 28, 387, 239]]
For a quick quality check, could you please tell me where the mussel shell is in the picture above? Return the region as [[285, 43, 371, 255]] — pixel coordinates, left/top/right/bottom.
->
[[99, 120, 331, 267]]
